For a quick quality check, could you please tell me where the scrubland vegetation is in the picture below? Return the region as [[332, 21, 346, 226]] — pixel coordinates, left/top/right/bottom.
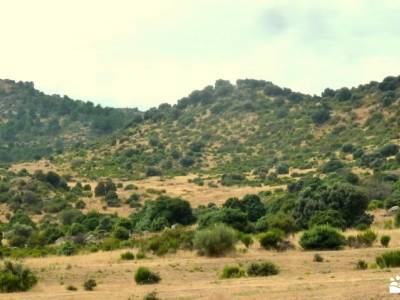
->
[[0, 76, 399, 298]]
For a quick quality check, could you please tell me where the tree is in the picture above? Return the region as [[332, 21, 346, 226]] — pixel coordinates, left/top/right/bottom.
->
[[312, 108, 330, 125], [335, 87, 352, 101], [131, 196, 195, 231]]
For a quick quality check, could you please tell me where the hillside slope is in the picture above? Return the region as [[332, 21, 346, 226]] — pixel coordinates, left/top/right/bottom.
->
[[0, 79, 141, 163], [59, 77, 400, 179]]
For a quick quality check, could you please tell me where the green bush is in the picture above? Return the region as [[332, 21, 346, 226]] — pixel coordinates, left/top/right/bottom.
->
[[0, 261, 37, 293], [299, 225, 346, 250], [356, 259, 368, 270], [113, 226, 130, 240], [247, 261, 279, 277], [238, 233, 253, 248], [83, 279, 97, 291], [193, 224, 237, 257], [357, 229, 377, 247], [120, 251, 135, 260], [347, 230, 377, 248], [259, 229, 284, 250], [142, 228, 194, 256], [376, 251, 400, 268], [381, 235, 391, 247], [135, 267, 161, 284], [66, 285, 77, 291], [219, 265, 245, 279], [58, 242, 77, 256], [136, 252, 146, 259]]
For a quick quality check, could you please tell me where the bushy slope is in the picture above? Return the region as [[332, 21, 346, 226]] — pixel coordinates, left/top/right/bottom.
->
[[0, 79, 141, 163], [61, 77, 400, 179]]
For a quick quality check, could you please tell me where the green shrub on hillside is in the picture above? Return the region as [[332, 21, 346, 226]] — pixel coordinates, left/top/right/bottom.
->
[[193, 224, 237, 257], [247, 261, 279, 277], [135, 267, 160, 284], [0, 261, 37, 293], [300, 225, 346, 250], [219, 265, 245, 279]]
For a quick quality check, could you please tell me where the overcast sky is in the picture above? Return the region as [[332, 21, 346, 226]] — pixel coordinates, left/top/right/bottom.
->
[[1, 0, 400, 110]]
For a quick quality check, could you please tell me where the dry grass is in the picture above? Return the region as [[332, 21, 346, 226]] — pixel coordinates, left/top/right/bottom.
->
[[1, 228, 399, 300]]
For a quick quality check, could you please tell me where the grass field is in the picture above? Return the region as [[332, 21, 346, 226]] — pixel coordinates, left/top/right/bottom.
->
[[1, 227, 399, 300]]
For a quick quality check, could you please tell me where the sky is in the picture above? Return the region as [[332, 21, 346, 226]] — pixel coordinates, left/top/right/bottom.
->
[[1, 0, 400, 110]]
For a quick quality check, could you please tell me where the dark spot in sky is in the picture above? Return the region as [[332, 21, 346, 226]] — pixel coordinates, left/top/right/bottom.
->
[[260, 8, 288, 35]]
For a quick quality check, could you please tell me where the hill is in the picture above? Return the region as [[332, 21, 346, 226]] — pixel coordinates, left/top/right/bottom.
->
[[59, 77, 400, 180], [0, 79, 141, 163]]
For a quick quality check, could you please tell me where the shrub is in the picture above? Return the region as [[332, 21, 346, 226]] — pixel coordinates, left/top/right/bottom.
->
[[247, 261, 279, 277], [259, 229, 284, 251], [193, 224, 237, 257], [58, 242, 77, 256], [144, 291, 160, 300], [356, 230, 377, 247], [113, 226, 130, 240], [0, 261, 37, 293], [376, 251, 400, 268], [308, 209, 346, 230], [66, 285, 77, 291], [120, 251, 135, 260], [381, 235, 391, 247], [356, 259, 368, 270], [299, 225, 346, 250], [83, 279, 97, 291], [136, 252, 146, 259], [135, 267, 161, 284], [313, 253, 324, 262], [219, 265, 245, 279], [347, 229, 377, 248], [238, 233, 253, 248], [143, 228, 194, 256]]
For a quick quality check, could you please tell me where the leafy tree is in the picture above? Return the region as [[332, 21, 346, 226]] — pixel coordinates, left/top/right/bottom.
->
[[131, 196, 195, 231], [312, 108, 330, 125]]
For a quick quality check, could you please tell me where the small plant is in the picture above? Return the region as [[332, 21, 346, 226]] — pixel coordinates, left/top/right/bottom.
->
[[247, 261, 279, 277], [136, 252, 146, 259], [121, 251, 135, 260], [357, 229, 377, 247], [239, 233, 253, 248], [58, 242, 77, 256], [0, 261, 38, 293], [66, 285, 77, 291], [83, 279, 97, 291], [380, 235, 391, 247], [219, 265, 245, 279], [313, 253, 324, 262], [376, 251, 400, 268], [143, 291, 160, 300], [135, 267, 161, 284], [356, 259, 368, 270]]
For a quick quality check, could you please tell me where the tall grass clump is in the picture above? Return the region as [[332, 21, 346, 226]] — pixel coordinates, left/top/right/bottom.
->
[[193, 224, 237, 257], [376, 251, 400, 268]]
